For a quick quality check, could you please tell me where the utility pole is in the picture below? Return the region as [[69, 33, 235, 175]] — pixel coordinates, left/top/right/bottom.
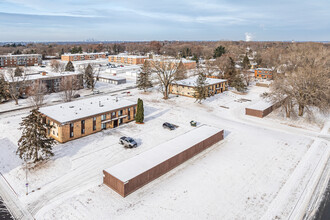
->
[[25, 160, 28, 195]]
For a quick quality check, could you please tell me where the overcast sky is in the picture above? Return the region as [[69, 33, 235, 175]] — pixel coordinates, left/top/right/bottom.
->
[[0, 0, 329, 42]]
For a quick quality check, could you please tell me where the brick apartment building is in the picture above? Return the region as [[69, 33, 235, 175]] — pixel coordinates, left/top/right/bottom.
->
[[0, 54, 42, 67], [170, 76, 227, 98], [146, 58, 197, 70], [254, 68, 274, 79], [5, 71, 83, 94], [39, 97, 137, 143], [61, 53, 106, 62], [108, 55, 148, 65]]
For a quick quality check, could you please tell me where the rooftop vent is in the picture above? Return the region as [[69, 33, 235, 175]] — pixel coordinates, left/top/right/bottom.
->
[[69, 106, 74, 108]]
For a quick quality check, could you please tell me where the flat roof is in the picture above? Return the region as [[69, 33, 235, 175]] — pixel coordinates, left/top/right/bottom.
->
[[98, 75, 126, 81], [104, 125, 222, 182], [39, 96, 136, 124], [256, 68, 273, 71], [0, 54, 41, 58], [4, 71, 82, 82], [174, 76, 227, 87], [62, 52, 105, 56], [109, 55, 148, 58], [246, 99, 274, 111]]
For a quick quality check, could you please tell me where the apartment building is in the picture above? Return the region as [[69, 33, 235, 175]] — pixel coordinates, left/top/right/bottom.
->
[[61, 53, 106, 62], [146, 58, 197, 70], [0, 54, 42, 67], [39, 97, 137, 143], [108, 55, 148, 65], [5, 71, 83, 94], [170, 76, 227, 98], [254, 68, 274, 79]]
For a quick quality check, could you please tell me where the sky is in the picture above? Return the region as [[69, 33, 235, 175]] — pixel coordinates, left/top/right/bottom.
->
[[0, 0, 329, 42]]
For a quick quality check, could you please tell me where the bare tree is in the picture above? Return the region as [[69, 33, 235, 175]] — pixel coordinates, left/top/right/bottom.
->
[[241, 70, 253, 86], [50, 60, 65, 73], [59, 76, 80, 102], [28, 81, 47, 108], [152, 58, 179, 99], [6, 69, 26, 105]]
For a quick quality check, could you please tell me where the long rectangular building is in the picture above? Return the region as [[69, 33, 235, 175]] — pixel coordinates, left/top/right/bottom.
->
[[0, 54, 42, 67], [103, 125, 224, 197], [61, 53, 106, 62], [39, 96, 137, 143], [108, 55, 148, 65], [170, 76, 227, 98]]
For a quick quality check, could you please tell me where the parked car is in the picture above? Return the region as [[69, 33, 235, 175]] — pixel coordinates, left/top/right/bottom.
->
[[93, 90, 100, 94], [19, 93, 28, 99], [73, 94, 80, 98], [163, 122, 175, 130], [119, 136, 138, 148]]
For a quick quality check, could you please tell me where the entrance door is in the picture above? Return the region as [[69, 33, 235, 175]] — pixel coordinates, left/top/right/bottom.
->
[[113, 120, 118, 128]]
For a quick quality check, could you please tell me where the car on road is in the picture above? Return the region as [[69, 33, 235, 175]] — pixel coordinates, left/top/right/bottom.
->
[[163, 122, 176, 130], [119, 136, 138, 148], [73, 94, 80, 98], [93, 90, 100, 95], [19, 93, 28, 99]]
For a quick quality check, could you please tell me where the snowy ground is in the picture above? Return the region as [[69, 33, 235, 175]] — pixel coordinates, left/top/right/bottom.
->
[[0, 85, 329, 219]]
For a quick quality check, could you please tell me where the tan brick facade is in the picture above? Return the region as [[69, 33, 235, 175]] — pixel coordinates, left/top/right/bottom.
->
[[170, 81, 227, 98], [61, 53, 106, 61], [43, 105, 137, 143], [0, 54, 42, 67], [108, 55, 147, 65]]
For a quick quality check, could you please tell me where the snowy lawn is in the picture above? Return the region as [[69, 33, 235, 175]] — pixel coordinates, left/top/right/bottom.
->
[[0, 85, 328, 219]]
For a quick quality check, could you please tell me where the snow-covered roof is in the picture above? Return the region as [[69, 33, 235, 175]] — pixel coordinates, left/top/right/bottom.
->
[[4, 71, 82, 82], [62, 52, 105, 56], [174, 76, 227, 87], [39, 96, 136, 124], [246, 99, 274, 111], [97, 75, 126, 81], [256, 68, 273, 71], [104, 125, 222, 182], [0, 54, 41, 58], [146, 58, 196, 64], [109, 55, 148, 58]]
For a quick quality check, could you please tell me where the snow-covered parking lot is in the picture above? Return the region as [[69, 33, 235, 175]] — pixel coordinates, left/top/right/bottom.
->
[[0, 86, 329, 219]]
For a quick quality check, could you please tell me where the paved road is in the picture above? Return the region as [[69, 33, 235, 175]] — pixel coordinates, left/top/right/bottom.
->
[[0, 196, 13, 220]]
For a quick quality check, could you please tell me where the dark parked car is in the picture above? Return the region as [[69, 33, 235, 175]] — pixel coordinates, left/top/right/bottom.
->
[[73, 94, 80, 98], [119, 136, 138, 148], [19, 93, 28, 99], [163, 122, 175, 130]]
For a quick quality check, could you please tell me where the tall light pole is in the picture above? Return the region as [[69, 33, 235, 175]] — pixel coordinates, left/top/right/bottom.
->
[[25, 160, 28, 195]]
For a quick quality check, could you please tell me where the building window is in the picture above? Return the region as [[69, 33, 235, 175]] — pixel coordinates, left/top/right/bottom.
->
[[101, 123, 106, 130], [133, 107, 136, 119], [81, 120, 85, 134], [111, 112, 116, 119], [118, 110, 123, 116], [101, 114, 106, 121], [93, 117, 96, 131], [128, 108, 131, 120], [119, 118, 123, 125], [70, 123, 74, 138]]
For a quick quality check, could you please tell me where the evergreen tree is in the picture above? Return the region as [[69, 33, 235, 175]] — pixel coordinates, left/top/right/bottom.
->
[[17, 108, 55, 163], [194, 73, 208, 104], [14, 67, 23, 77], [65, 61, 75, 72], [135, 98, 144, 123], [0, 74, 10, 102], [232, 74, 247, 92], [242, 53, 251, 69], [223, 57, 247, 92], [213, 46, 226, 58], [137, 61, 153, 92], [174, 61, 187, 80], [84, 64, 94, 89]]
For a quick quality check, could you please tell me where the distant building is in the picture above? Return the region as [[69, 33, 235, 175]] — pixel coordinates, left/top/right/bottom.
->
[[96, 75, 126, 85], [108, 55, 148, 65], [61, 53, 106, 62], [5, 71, 83, 94], [39, 97, 137, 143], [0, 54, 42, 67], [146, 58, 197, 70], [254, 68, 274, 79], [170, 76, 227, 98]]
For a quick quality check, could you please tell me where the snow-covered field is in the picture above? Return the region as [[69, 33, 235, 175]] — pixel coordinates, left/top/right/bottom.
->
[[0, 85, 329, 219]]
